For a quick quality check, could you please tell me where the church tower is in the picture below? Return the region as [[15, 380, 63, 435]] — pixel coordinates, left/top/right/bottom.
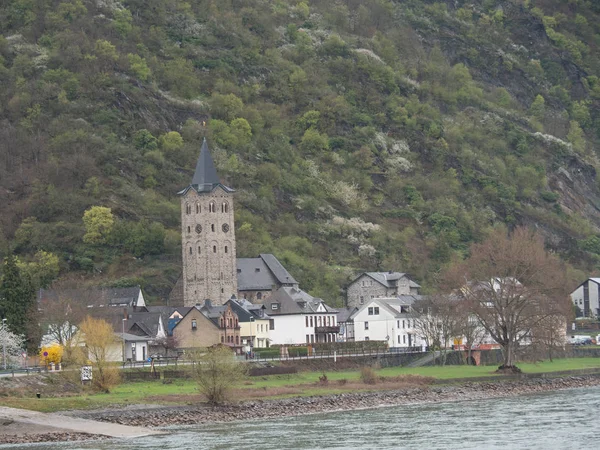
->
[[178, 138, 237, 306]]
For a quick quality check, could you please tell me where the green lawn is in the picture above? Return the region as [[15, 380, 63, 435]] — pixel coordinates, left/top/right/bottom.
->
[[2, 357, 600, 412]]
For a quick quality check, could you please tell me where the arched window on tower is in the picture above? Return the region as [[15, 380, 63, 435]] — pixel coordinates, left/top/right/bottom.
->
[[197, 246, 201, 255], [189, 247, 192, 255], [185, 203, 191, 214], [187, 226, 191, 233], [213, 245, 217, 253], [209, 202, 216, 213], [224, 246, 228, 254], [222, 202, 229, 213], [196, 203, 200, 214], [211, 224, 215, 232]]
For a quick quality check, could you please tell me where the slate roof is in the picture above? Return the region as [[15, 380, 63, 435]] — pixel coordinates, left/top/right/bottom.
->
[[360, 272, 421, 289], [349, 295, 422, 321], [178, 138, 234, 195], [336, 307, 357, 323], [263, 286, 338, 316], [38, 286, 144, 308], [237, 254, 298, 291], [226, 298, 269, 322]]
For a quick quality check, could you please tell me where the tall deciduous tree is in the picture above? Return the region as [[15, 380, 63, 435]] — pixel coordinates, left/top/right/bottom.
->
[[443, 227, 570, 371]]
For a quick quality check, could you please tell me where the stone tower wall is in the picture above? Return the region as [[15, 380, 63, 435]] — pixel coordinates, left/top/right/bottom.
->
[[181, 186, 238, 306]]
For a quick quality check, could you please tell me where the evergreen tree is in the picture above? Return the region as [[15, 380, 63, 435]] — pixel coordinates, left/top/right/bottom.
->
[[0, 255, 35, 339]]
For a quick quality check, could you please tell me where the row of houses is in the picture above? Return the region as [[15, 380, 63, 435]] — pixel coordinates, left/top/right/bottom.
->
[[37, 263, 436, 360]]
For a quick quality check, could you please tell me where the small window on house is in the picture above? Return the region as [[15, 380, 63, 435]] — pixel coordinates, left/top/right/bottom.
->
[[310, 316, 313, 327], [191, 319, 197, 330], [255, 268, 261, 272], [213, 246, 217, 253], [374, 307, 379, 315], [364, 322, 369, 330], [365, 337, 370, 341], [402, 320, 405, 329], [398, 335, 401, 344], [305, 316, 309, 327], [368, 307, 373, 315], [257, 292, 262, 300], [397, 320, 400, 328], [271, 303, 279, 310], [359, 296, 364, 305], [403, 335, 406, 344], [306, 334, 310, 343], [236, 336, 239, 345], [310, 334, 314, 343], [269, 319, 275, 330]]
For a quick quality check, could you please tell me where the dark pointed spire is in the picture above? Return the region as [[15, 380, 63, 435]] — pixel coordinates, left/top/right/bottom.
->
[[191, 138, 220, 189], [179, 138, 233, 195]]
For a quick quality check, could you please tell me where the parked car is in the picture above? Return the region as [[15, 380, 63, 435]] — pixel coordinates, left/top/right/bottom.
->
[[568, 336, 593, 346]]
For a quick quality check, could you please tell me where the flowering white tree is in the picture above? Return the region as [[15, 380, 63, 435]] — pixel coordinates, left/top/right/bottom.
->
[[0, 326, 25, 369]]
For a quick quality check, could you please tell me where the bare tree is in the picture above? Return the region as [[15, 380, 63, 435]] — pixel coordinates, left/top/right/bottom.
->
[[443, 227, 571, 372], [190, 346, 246, 405], [413, 295, 461, 365], [454, 302, 487, 365]]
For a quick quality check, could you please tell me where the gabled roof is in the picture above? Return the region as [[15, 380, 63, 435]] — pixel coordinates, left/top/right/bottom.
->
[[226, 298, 270, 322], [39, 286, 144, 308], [171, 306, 219, 332], [145, 306, 192, 334], [264, 286, 337, 316], [350, 295, 422, 321], [354, 272, 421, 289], [178, 138, 234, 195], [237, 254, 298, 291]]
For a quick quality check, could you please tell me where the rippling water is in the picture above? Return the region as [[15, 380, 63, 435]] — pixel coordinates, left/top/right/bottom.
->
[[8, 386, 600, 449]]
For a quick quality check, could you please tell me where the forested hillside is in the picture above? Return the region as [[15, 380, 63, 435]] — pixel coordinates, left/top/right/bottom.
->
[[1, 0, 600, 304]]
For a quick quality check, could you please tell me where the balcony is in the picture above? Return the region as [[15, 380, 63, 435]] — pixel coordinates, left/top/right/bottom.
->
[[315, 326, 340, 334]]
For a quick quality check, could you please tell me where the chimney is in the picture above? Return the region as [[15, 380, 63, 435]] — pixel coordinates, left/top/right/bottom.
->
[[204, 299, 212, 309]]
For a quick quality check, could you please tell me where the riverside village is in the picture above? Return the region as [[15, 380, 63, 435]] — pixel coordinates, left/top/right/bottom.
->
[[2, 140, 600, 444]]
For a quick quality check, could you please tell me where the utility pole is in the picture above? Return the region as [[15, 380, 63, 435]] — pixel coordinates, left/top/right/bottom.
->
[[2, 318, 7, 371]]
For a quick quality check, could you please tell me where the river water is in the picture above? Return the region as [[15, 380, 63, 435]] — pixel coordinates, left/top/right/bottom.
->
[[8, 386, 600, 449]]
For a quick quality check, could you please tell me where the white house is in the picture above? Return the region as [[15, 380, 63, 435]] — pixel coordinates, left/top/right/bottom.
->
[[570, 278, 600, 318], [262, 286, 338, 345], [349, 296, 426, 349]]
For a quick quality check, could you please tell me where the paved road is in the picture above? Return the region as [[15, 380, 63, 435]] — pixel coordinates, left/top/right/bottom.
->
[[0, 406, 164, 438]]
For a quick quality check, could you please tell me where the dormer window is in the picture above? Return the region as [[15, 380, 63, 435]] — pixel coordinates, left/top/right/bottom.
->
[[271, 303, 279, 310], [255, 268, 260, 272]]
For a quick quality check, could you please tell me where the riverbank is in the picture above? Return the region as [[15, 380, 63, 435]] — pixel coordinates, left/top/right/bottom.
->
[[3, 371, 600, 445], [75, 373, 600, 428]]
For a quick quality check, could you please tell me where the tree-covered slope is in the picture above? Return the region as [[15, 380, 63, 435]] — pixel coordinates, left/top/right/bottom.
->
[[1, 0, 600, 304]]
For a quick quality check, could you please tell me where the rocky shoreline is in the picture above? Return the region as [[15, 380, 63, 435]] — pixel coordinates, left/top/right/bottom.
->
[[3, 374, 600, 445], [78, 374, 600, 428]]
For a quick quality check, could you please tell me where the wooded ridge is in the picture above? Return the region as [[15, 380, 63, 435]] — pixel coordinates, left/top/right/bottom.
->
[[1, 0, 599, 304]]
